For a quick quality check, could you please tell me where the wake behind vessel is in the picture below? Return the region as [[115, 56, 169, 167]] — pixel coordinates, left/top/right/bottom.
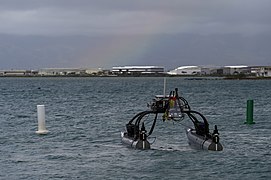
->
[[121, 88, 223, 151]]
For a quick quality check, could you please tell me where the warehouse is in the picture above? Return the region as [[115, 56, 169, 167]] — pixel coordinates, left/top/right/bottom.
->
[[0, 70, 37, 76], [38, 68, 86, 76], [112, 66, 165, 75], [167, 66, 201, 75], [251, 66, 271, 77]]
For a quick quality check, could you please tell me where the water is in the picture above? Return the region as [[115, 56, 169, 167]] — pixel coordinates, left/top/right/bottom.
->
[[0, 77, 270, 179]]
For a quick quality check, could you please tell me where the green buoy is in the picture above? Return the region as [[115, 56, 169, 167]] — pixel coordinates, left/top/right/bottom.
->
[[245, 100, 255, 124]]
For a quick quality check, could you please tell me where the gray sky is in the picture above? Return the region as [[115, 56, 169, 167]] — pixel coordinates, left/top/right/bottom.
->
[[0, 0, 271, 69], [1, 0, 271, 36]]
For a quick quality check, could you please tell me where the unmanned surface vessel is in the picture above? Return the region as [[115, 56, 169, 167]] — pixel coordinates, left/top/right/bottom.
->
[[121, 88, 223, 151]]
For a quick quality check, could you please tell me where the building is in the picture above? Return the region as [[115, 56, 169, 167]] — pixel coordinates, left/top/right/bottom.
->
[[112, 66, 164, 75], [85, 68, 103, 75], [38, 68, 86, 76], [167, 66, 201, 75], [251, 66, 271, 77], [223, 66, 250, 75], [200, 66, 224, 75], [0, 70, 38, 76]]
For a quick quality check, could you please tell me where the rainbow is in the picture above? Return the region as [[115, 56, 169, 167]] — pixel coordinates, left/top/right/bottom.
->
[[77, 12, 173, 68]]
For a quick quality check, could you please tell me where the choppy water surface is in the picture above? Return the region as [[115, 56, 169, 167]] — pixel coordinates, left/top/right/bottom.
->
[[0, 77, 270, 179]]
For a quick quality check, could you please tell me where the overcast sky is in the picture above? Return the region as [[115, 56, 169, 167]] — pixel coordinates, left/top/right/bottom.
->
[[1, 0, 271, 69]]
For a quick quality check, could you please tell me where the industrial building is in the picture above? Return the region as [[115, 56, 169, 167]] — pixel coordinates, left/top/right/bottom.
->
[[167, 66, 201, 75], [38, 68, 104, 76], [38, 68, 86, 76], [223, 66, 251, 75], [1, 65, 271, 78], [112, 66, 165, 75], [251, 66, 271, 77], [167, 65, 253, 76], [0, 70, 38, 76]]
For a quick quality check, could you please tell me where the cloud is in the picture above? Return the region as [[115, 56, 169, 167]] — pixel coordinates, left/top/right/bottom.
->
[[1, 0, 271, 36], [0, 0, 271, 36], [1, 1, 271, 70]]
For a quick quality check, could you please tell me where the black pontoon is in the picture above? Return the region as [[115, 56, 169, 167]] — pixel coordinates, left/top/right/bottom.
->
[[121, 88, 223, 151]]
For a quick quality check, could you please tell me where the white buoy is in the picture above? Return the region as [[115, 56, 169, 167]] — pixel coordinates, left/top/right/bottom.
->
[[36, 105, 49, 135]]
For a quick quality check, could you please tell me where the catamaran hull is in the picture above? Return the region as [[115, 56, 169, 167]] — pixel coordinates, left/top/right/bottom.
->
[[186, 129, 223, 151], [121, 132, 150, 149]]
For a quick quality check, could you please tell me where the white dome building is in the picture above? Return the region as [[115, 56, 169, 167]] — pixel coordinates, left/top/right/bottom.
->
[[168, 66, 201, 75]]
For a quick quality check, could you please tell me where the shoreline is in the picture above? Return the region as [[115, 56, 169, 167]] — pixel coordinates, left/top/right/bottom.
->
[[1, 74, 271, 80]]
